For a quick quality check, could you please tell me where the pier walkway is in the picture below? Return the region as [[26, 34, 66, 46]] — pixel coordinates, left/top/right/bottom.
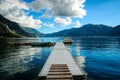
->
[[36, 42, 85, 80]]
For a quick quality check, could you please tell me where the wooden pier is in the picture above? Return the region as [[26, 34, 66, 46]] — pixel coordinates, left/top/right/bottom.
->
[[36, 42, 86, 80], [6, 42, 55, 47]]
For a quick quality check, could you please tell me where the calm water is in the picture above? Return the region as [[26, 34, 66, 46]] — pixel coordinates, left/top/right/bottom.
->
[[0, 37, 120, 80]]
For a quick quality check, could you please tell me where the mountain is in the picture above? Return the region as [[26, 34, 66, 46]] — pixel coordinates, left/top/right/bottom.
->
[[0, 14, 44, 38], [0, 15, 31, 37], [0, 22, 20, 38], [22, 27, 44, 37], [106, 25, 120, 36], [45, 24, 113, 37], [1, 14, 119, 37]]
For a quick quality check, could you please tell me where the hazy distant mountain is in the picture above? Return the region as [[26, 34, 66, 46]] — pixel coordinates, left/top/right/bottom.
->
[[22, 27, 44, 37], [45, 24, 113, 37]]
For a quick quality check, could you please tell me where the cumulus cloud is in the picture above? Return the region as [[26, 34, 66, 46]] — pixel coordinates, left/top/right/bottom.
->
[[18, 16, 42, 28], [0, 0, 86, 29], [30, 0, 86, 18], [0, 0, 42, 28], [54, 17, 72, 26], [75, 20, 81, 27], [43, 23, 54, 28]]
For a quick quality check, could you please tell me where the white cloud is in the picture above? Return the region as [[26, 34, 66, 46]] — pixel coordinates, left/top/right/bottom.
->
[[43, 23, 54, 28], [0, 0, 86, 29], [54, 17, 72, 26], [0, 0, 29, 10], [75, 20, 81, 28], [30, 0, 86, 18], [0, 0, 42, 28], [18, 16, 42, 28]]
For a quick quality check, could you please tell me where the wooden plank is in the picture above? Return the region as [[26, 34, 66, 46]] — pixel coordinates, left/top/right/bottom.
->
[[51, 64, 68, 67], [47, 75, 72, 79], [49, 70, 70, 72], [46, 64, 73, 80], [48, 72, 71, 75], [50, 67, 69, 69]]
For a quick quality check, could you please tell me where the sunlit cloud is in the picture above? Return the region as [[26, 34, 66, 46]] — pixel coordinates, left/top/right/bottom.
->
[[29, 0, 86, 28], [0, 0, 87, 30], [54, 17, 72, 26], [0, 0, 42, 28], [30, 0, 86, 18], [42, 23, 54, 28]]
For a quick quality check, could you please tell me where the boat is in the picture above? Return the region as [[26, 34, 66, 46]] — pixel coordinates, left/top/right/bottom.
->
[[63, 38, 72, 44]]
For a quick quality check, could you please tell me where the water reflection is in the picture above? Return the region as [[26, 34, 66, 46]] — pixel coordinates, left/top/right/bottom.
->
[[0, 47, 41, 75], [74, 40, 86, 74], [76, 37, 116, 50], [0, 37, 120, 80], [75, 40, 81, 56], [74, 56, 86, 71]]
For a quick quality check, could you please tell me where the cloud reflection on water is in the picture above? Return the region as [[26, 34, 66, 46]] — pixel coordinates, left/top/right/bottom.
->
[[74, 40, 86, 74], [0, 47, 41, 75]]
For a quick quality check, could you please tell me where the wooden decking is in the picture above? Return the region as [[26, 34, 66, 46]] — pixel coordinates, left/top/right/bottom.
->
[[46, 64, 73, 80], [36, 42, 86, 80]]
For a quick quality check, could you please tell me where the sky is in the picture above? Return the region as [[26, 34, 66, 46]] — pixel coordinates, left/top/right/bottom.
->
[[0, 0, 120, 34]]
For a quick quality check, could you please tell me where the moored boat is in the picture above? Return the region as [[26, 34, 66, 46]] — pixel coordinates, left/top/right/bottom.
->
[[63, 38, 72, 44]]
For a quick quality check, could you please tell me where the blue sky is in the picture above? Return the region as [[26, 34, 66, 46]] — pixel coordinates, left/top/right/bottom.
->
[[83, 0, 120, 26], [0, 0, 120, 34]]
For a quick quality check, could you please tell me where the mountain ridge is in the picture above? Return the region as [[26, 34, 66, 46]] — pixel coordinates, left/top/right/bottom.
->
[[45, 24, 115, 37], [106, 25, 120, 36], [0, 14, 43, 38], [0, 15, 30, 37], [1, 14, 120, 38], [0, 22, 21, 38], [22, 27, 44, 37]]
